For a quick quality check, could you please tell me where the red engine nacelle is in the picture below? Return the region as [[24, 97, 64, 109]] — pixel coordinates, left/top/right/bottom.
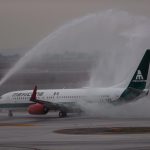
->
[[28, 103, 49, 115]]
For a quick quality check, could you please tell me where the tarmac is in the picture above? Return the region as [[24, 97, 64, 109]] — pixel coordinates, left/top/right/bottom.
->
[[0, 112, 150, 150]]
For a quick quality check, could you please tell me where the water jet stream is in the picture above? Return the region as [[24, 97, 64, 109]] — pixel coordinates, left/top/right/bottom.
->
[[1, 10, 150, 88], [0, 14, 95, 87]]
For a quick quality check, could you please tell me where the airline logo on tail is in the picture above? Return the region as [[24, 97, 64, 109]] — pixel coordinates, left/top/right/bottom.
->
[[136, 70, 144, 80], [133, 70, 145, 83]]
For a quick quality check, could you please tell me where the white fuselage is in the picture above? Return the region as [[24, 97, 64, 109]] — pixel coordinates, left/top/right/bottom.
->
[[0, 88, 124, 110]]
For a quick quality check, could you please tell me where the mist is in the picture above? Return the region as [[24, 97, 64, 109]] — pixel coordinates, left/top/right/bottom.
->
[[0, 10, 150, 118], [78, 97, 150, 118]]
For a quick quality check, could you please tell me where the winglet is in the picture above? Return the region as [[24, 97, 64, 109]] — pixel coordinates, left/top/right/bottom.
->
[[30, 85, 37, 101]]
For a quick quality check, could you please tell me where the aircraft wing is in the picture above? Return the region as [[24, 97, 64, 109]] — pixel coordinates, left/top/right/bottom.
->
[[29, 86, 72, 112]]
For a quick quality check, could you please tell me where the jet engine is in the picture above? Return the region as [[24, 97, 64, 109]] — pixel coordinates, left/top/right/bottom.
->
[[28, 103, 49, 115]]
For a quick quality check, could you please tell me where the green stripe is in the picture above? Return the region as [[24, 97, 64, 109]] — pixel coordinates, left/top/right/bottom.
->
[[0, 103, 31, 109]]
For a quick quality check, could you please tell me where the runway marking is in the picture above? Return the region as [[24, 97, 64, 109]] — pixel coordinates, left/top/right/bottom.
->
[[54, 127, 150, 135], [0, 123, 34, 127]]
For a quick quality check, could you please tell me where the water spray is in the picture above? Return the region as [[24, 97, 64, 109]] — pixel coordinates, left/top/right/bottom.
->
[[0, 10, 150, 118]]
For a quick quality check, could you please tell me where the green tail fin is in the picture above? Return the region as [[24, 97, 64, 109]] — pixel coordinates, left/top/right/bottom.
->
[[116, 50, 150, 104], [128, 49, 150, 90]]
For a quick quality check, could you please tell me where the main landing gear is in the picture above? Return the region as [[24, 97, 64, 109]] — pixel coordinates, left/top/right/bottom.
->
[[59, 111, 67, 118], [8, 110, 13, 117]]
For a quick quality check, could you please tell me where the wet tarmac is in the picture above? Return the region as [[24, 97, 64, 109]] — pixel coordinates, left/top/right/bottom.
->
[[0, 112, 150, 149]]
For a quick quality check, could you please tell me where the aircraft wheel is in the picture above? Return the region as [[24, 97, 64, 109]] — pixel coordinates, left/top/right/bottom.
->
[[43, 106, 49, 114], [59, 111, 67, 118], [8, 110, 13, 117]]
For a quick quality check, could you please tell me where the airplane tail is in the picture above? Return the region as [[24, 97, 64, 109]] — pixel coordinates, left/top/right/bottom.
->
[[128, 50, 150, 90], [117, 49, 150, 104]]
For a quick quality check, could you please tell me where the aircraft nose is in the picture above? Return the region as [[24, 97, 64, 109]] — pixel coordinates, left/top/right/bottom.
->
[[0, 94, 5, 101], [0, 95, 3, 100]]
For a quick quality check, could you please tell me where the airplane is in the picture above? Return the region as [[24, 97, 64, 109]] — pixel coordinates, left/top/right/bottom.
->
[[0, 49, 150, 117]]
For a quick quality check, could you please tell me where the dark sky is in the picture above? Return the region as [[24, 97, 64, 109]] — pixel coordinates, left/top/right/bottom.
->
[[0, 0, 150, 54]]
